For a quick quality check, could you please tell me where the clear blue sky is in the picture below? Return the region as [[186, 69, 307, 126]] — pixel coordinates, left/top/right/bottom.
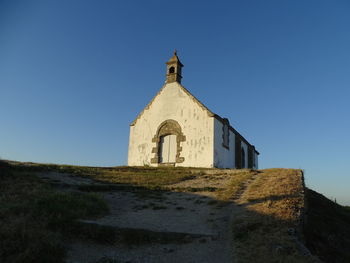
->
[[1, 1, 349, 205]]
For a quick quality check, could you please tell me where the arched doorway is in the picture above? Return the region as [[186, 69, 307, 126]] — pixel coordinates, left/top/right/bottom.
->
[[151, 120, 186, 165]]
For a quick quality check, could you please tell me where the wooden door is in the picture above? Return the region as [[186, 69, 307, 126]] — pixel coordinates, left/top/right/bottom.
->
[[159, 134, 177, 163]]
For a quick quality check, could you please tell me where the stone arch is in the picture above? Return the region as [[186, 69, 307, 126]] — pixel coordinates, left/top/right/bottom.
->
[[151, 119, 186, 164]]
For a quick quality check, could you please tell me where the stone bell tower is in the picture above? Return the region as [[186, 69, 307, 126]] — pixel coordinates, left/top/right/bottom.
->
[[166, 50, 184, 84]]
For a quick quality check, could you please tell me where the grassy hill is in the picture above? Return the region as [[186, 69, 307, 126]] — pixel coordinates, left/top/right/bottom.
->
[[1, 160, 349, 263], [0, 161, 109, 263], [304, 189, 350, 263]]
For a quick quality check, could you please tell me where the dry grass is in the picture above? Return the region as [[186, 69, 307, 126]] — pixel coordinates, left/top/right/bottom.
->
[[241, 168, 304, 221], [8, 161, 206, 188], [8, 161, 256, 196], [4, 161, 329, 262], [91, 168, 195, 187], [215, 169, 256, 201], [232, 168, 318, 263]]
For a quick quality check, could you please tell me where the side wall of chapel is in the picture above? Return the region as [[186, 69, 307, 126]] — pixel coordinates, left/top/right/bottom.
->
[[213, 118, 236, 168]]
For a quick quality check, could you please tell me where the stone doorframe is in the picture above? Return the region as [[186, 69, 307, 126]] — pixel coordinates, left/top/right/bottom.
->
[[150, 119, 186, 164]]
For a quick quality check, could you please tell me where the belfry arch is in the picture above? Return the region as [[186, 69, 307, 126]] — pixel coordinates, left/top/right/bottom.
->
[[151, 119, 186, 165]]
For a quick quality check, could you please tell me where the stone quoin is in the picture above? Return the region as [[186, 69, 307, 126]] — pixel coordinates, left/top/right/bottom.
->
[[128, 51, 259, 168]]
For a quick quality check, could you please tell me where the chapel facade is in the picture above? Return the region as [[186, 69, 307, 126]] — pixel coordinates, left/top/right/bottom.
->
[[128, 51, 259, 168]]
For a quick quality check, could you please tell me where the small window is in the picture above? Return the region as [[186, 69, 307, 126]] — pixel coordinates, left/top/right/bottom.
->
[[241, 148, 245, 168], [223, 123, 229, 148], [169, 66, 175, 73]]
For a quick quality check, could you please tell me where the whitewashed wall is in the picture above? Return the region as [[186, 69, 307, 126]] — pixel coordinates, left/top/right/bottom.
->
[[213, 118, 235, 168], [128, 82, 214, 168]]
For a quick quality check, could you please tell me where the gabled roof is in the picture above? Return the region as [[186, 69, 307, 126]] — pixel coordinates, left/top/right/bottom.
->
[[130, 83, 215, 126], [130, 83, 259, 154]]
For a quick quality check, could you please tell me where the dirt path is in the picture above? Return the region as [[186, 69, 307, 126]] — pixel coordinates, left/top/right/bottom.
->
[[36, 171, 239, 263]]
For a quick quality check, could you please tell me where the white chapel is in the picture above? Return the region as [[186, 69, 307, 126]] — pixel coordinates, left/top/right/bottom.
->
[[128, 51, 259, 169]]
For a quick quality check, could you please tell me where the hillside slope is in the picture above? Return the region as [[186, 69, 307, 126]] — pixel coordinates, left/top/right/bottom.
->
[[1, 161, 348, 262], [304, 189, 350, 263]]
